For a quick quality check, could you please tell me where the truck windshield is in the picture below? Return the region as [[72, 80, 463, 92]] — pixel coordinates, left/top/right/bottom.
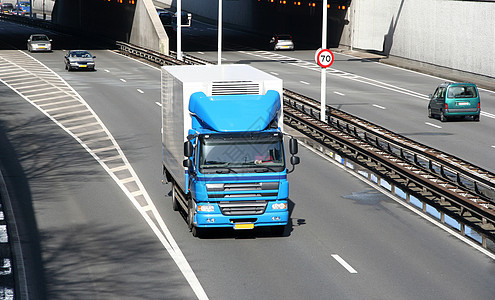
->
[[199, 133, 285, 173]]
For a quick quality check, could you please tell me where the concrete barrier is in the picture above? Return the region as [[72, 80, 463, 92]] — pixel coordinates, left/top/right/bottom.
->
[[130, 0, 169, 55], [341, 0, 495, 79]]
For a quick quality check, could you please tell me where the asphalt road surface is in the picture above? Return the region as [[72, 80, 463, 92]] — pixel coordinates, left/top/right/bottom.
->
[[0, 19, 494, 299]]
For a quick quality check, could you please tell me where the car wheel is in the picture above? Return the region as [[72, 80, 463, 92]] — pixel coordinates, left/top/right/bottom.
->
[[440, 111, 448, 122], [473, 114, 480, 122], [428, 106, 434, 118]]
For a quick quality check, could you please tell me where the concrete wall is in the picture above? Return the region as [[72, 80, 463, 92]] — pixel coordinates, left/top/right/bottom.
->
[[169, 0, 257, 28], [341, 0, 495, 78], [130, 0, 169, 54], [31, 0, 55, 11]]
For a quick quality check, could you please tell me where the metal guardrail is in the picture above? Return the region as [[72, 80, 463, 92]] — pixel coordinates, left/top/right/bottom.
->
[[115, 42, 210, 66], [115, 41, 495, 250], [283, 96, 495, 249]]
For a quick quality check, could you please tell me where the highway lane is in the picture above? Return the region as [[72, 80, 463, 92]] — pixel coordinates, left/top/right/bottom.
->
[[1, 20, 495, 298], [192, 49, 495, 174], [15, 48, 495, 299]]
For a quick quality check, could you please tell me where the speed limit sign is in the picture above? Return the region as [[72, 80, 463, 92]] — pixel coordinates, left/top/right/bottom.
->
[[315, 48, 334, 68]]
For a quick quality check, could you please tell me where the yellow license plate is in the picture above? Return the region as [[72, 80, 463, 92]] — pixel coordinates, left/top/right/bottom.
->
[[79, 65, 87, 68], [234, 223, 254, 230]]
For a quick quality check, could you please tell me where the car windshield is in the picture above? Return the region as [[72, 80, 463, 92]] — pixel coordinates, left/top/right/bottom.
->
[[199, 132, 285, 173], [277, 35, 292, 40], [447, 85, 477, 98], [71, 51, 92, 58], [32, 35, 49, 41]]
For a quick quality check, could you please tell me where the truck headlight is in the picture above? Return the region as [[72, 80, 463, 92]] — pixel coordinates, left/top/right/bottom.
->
[[271, 203, 287, 210], [198, 204, 215, 212]]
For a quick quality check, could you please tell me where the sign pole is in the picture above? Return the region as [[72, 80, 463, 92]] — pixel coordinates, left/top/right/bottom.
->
[[321, 0, 328, 122], [218, 0, 222, 65], [177, 0, 182, 61]]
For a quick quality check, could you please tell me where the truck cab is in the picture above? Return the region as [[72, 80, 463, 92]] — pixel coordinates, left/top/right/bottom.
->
[[162, 65, 299, 237]]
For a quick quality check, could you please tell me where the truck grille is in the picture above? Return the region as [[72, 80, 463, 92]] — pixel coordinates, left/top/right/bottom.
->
[[219, 201, 268, 215], [206, 182, 279, 199], [211, 81, 260, 95]]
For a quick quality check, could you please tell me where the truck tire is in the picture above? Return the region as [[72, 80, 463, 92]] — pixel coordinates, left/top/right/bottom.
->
[[187, 199, 203, 237], [172, 185, 179, 211], [191, 225, 203, 238], [270, 225, 285, 236], [187, 198, 195, 231]]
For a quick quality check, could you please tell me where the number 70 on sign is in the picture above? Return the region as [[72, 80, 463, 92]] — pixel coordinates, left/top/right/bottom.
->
[[314, 48, 334, 68]]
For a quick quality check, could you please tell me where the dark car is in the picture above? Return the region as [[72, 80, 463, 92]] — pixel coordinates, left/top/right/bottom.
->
[[64, 50, 96, 71], [428, 82, 480, 122], [1, 3, 14, 14]]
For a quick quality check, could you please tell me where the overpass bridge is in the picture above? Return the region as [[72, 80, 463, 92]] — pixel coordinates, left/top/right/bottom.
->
[[4, 0, 492, 79]]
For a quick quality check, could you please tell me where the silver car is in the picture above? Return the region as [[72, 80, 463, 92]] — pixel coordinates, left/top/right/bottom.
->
[[269, 34, 294, 51], [64, 50, 96, 71], [27, 34, 52, 52]]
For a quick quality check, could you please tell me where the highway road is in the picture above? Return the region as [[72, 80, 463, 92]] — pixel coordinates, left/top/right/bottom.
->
[[189, 49, 495, 174], [1, 20, 495, 299]]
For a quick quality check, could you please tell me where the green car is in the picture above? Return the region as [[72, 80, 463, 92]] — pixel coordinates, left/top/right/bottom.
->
[[428, 82, 480, 122]]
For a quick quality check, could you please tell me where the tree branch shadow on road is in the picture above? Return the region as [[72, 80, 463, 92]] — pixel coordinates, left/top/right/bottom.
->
[[0, 91, 192, 299]]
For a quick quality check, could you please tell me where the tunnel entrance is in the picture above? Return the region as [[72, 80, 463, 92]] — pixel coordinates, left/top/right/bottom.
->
[[252, 0, 350, 48]]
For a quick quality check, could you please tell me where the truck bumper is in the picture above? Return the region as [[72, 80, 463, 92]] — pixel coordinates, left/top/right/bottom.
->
[[195, 210, 289, 229]]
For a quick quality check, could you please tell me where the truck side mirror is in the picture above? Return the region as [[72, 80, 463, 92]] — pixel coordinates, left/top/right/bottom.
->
[[183, 159, 193, 168], [290, 156, 300, 166], [184, 141, 193, 157], [289, 138, 298, 155]]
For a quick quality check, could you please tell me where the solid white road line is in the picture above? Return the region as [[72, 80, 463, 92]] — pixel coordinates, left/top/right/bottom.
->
[[331, 254, 358, 274], [334, 91, 345, 96], [4, 50, 210, 300], [372, 104, 386, 110], [300, 80, 310, 85], [425, 122, 442, 129], [482, 111, 495, 119]]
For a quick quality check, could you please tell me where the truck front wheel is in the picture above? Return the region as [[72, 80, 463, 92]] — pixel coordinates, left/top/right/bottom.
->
[[270, 225, 285, 236], [187, 198, 195, 231], [187, 199, 203, 237]]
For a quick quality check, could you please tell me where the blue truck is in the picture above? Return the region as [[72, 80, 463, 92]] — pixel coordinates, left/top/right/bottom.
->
[[161, 64, 300, 237]]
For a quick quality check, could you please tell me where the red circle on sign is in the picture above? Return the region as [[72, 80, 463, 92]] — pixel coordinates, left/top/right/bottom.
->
[[316, 49, 334, 68]]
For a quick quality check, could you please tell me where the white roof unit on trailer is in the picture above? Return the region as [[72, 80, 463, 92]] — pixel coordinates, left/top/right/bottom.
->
[[161, 64, 283, 97]]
